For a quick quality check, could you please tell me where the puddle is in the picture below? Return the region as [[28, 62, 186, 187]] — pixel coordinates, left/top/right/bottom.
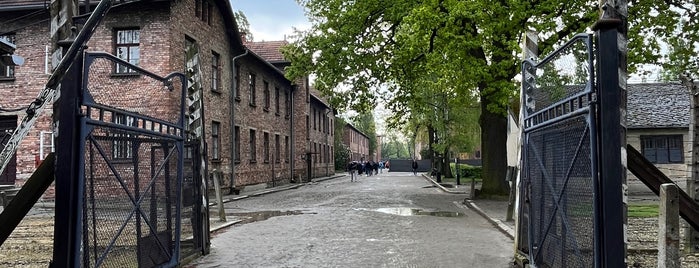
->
[[228, 210, 314, 224], [371, 207, 463, 217]]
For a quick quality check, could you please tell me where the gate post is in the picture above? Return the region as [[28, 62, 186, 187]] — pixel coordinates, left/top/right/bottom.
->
[[658, 183, 681, 268], [592, 2, 627, 267]]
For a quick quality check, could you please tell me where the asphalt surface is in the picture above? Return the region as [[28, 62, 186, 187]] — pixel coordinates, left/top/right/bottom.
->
[[188, 172, 515, 268]]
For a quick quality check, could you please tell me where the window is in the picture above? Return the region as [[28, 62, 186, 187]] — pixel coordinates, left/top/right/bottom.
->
[[263, 132, 270, 163], [234, 64, 240, 101], [211, 52, 220, 93], [40, 131, 54, 160], [641, 135, 684, 164], [115, 29, 140, 74], [275, 87, 280, 115], [195, 0, 201, 17], [0, 34, 16, 80], [211, 121, 220, 160], [234, 126, 241, 163], [313, 109, 317, 130], [249, 73, 256, 106], [113, 114, 136, 159], [249, 129, 256, 162], [263, 81, 270, 111], [275, 134, 281, 163]]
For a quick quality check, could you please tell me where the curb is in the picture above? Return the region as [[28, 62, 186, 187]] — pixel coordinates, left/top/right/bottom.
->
[[420, 174, 469, 194], [459, 200, 515, 240], [209, 174, 347, 207]]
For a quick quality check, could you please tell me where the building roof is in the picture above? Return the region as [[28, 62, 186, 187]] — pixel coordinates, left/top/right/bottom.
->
[[246, 41, 289, 63], [627, 82, 689, 129], [0, 0, 49, 11], [345, 123, 369, 139]]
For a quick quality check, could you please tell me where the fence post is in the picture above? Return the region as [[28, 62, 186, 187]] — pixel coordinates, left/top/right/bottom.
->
[[682, 75, 699, 252], [212, 171, 226, 222], [593, 2, 627, 266], [658, 183, 681, 268]]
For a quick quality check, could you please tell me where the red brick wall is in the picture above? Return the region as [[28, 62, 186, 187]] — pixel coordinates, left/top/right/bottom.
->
[[233, 55, 293, 186]]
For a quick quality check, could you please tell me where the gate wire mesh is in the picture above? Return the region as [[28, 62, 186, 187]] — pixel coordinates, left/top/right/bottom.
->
[[80, 52, 187, 267], [521, 33, 597, 267]]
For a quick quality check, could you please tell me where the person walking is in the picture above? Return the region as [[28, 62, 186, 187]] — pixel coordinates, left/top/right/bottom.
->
[[378, 161, 384, 173], [347, 161, 358, 182], [412, 160, 418, 176]]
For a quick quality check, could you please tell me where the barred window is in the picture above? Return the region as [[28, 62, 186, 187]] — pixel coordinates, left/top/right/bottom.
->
[[249, 129, 256, 162], [113, 114, 136, 159]]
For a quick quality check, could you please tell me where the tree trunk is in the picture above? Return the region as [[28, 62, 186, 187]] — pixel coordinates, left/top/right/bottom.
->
[[441, 147, 453, 178], [479, 98, 509, 196]]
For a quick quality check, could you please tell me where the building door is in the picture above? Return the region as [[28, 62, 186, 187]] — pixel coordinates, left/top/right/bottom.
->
[[0, 115, 16, 185]]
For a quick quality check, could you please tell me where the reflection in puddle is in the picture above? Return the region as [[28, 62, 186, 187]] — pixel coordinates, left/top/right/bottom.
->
[[372, 208, 463, 217], [228, 210, 314, 225]]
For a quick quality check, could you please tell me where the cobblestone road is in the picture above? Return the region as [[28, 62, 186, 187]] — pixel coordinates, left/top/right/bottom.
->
[[189, 172, 514, 268]]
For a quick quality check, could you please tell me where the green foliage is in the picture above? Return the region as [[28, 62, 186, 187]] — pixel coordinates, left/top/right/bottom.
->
[[285, 0, 698, 196], [450, 163, 482, 180], [233, 10, 253, 41], [381, 134, 410, 159], [627, 204, 659, 218], [333, 116, 349, 167]]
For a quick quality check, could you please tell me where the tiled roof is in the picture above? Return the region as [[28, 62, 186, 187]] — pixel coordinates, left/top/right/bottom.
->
[[0, 0, 49, 10], [246, 41, 289, 63], [627, 82, 689, 129]]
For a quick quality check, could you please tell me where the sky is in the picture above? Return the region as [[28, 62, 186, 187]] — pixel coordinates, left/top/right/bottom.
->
[[228, 0, 311, 42]]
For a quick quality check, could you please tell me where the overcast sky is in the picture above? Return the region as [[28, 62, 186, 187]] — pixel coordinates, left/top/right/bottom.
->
[[229, 0, 311, 42]]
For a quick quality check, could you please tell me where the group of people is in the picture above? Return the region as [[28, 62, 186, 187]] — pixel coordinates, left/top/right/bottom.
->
[[346, 160, 389, 182]]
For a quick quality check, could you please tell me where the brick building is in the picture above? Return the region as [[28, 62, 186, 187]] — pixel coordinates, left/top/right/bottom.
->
[[0, 0, 310, 192], [343, 123, 369, 161], [246, 40, 335, 181]]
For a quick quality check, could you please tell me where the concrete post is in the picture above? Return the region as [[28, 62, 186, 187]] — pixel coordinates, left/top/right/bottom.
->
[[682, 75, 699, 252], [658, 183, 680, 268]]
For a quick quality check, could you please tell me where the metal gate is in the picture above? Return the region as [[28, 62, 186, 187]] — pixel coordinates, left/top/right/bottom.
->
[[65, 51, 197, 267], [520, 33, 598, 267]]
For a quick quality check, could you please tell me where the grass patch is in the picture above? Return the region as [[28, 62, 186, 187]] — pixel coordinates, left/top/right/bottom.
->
[[628, 204, 659, 218]]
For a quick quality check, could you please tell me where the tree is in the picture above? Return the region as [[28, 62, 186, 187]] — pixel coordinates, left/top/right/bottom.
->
[[233, 10, 253, 41], [283, 0, 696, 196], [333, 116, 350, 168]]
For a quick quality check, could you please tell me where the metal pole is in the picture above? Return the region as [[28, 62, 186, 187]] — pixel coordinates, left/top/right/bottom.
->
[[593, 3, 626, 266]]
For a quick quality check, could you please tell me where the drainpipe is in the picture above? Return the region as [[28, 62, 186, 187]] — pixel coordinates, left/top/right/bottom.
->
[[230, 49, 248, 191], [290, 85, 296, 182]]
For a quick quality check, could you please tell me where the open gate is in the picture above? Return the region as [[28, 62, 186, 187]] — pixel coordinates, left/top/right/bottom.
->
[[520, 34, 598, 267], [52, 50, 208, 267]]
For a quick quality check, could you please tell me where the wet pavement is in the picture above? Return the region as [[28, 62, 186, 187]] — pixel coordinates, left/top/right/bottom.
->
[[191, 172, 515, 267]]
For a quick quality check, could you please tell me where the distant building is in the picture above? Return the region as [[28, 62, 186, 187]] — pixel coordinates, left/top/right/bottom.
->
[[627, 82, 691, 190], [343, 123, 369, 161], [246, 40, 335, 180]]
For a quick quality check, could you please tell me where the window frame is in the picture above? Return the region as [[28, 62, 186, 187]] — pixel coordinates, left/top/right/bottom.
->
[[114, 28, 141, 75], [211, 51, 221, 93], [641, 135, 684, 164], [249, 73, 257, 107], [275, 87, 280, 115], [263, 132, 270, 163], [249, 129, 257, 163], [211, 121, 220, 160], [263, 81, 270, 111], [234, 126, 241, 163], [0, 33, 16, 80]]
